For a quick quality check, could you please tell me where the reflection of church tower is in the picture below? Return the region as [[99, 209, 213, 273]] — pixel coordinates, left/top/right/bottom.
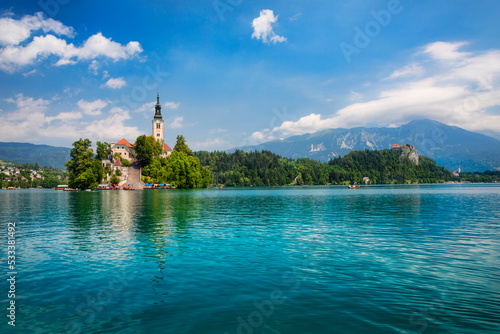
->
[[152, 92, 164, 142]]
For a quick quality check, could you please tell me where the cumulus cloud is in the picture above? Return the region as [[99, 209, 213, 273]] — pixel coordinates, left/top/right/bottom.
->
[[0, 94, 140, 145], [103, 77, 126, 89], [252, 41, 500, 139], [423, 41, 470, 61], [83, 107, 141, 142], [251, 9, 287, 44], [77, 99, 108, 116], [0, 13, 142, 73], [0, 12, 73, 46]]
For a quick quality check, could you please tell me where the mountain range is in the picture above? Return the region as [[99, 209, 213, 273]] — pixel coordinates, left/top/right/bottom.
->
[[1, 120, 499, 172], [233, 119, 500, 172]]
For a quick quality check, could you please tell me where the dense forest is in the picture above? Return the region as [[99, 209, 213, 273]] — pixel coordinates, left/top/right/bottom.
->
[[195, 149, 499, 186]]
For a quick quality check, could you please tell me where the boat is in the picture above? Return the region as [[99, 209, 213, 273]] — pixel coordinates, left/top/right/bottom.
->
[[7, 186, 15, 190], [123, 184, 135, 190], [63, 188, 79, 192], [348, 185, 360, 189]]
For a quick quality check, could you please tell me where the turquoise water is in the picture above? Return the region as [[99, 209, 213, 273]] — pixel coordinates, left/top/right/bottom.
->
[[1, 185, 500, 333]]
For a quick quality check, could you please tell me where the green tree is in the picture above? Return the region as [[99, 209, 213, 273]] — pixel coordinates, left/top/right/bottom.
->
[[65, 138, 103, 190], [135, 135, 163, 167], [160, 136, 212, 188], [109, 175, 120, 185], [173, 135, 193, 156], [121, 158, 131, 167], [95, 141, 111, 160], [164, 151, 211, 189]]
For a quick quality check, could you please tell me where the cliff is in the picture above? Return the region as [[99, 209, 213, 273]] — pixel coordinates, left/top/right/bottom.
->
[[391, 145, 419, 165]]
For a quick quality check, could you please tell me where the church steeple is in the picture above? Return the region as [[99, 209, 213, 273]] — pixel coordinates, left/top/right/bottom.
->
[[154, 91, 162, 119], [152, 92, 164, 143]]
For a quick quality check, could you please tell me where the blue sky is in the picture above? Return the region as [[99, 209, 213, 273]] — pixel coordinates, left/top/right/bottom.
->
[[1, 0, 500, 150]]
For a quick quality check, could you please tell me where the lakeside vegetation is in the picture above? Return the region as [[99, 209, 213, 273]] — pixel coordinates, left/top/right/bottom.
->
[[3, 145, 499, 189], [195, 149, 500, 186], [0, 161, 68, 189], [139, 135, 212, 189], [64, 135, 212, 190]]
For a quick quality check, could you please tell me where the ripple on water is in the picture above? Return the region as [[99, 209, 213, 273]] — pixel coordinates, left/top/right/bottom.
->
[[1, 185, 499, 333]]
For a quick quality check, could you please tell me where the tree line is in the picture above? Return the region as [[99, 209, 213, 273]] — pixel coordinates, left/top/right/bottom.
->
[[195, 149, 493, 186]]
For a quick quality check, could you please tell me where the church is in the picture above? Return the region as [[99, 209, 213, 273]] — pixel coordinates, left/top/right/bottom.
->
[[109, 93, 172, 163]]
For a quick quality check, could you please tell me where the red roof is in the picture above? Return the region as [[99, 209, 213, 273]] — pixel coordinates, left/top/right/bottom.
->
[[113, 159, 123, 166], [163, 144, 172, 151], [116, 138, 133, 148]]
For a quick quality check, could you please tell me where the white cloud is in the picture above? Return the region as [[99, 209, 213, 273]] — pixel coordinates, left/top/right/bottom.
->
[[77, 99, 108, 116], [254, 42, 500, 138], [0, 13, 143, 73], [0, 12, 73, 46], [0, 93, 140, 145], [83, 108, 141, 142], [423, 41, 470, 61], [88, 60, 99, 75], [251, 9, 287, 44], [386, 62, 424, 80], [164, 101, 180, 109], [251, 130, 275, 142], [134, 101, 156, 113], [169, 116, 184, 129], [103, 77, 127, 89], [22, 69, 37, 77]]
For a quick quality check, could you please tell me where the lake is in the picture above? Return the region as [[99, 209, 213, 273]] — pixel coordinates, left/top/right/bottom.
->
[[1, 185, 500, 333]]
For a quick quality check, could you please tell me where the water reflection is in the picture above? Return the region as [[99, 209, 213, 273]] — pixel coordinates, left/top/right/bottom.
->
[[3, 185, 499, 334]]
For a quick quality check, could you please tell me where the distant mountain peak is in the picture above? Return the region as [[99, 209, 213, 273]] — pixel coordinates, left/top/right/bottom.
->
[[231, 119, 500, 172]]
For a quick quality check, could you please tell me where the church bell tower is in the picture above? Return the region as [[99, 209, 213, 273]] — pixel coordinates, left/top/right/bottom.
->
[[152, 92, 164, 142]]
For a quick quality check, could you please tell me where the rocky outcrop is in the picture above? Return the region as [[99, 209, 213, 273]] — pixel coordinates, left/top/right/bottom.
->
[[391, 145, 419, 165]]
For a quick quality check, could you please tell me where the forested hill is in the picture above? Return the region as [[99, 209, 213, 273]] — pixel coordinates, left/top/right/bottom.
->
[[328, 149, 451, 184], [0, 142, 70, 169], [231, 119, 500, 172], [195, 149, 466, 186]]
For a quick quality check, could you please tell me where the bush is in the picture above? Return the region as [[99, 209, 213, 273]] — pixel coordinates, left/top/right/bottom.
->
[[110, 175, 120, 185], [121, 158, 131, 167]]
